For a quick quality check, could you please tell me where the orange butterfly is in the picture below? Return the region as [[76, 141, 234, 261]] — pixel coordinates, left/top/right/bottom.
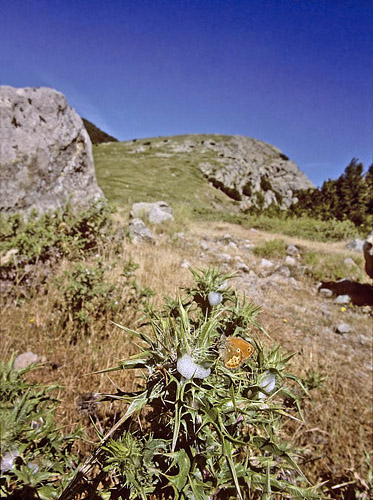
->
[[224, 337, 254, 370]]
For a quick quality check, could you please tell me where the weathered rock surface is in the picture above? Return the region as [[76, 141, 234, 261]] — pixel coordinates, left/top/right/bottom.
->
[[194, 135, 314, 209], [128, 218, 155, 244], [130, 201, 173, 224], [0, 86, 104, 214]]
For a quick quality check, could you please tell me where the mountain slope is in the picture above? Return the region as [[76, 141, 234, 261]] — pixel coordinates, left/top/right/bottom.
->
[[93, 134, 313, 213]]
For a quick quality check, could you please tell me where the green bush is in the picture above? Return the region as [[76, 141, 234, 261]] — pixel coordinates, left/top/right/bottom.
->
[[302, 251, 364, 282], [0, 200, 116, 269], [61, 269, 320, 499], [0, 358, 80, 499], [55, 259, 154, 339], [247, 214, 359, 242]]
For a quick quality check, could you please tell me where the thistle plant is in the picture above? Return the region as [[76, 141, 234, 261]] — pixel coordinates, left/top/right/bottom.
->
[[61, 268, 321, 499]]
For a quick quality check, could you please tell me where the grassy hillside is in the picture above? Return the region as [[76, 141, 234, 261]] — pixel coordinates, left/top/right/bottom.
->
[[93, 134, 238, 213]]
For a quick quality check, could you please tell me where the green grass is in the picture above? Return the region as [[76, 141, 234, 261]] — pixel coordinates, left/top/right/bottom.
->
[[93, 135, 234, 212], [93, 135, 361, 243], [253, 239, 287, 259]]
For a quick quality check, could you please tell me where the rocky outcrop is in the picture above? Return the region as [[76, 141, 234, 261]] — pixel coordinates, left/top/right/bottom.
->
[[0, 86, 104, 214], [194, 135, 314, 209]]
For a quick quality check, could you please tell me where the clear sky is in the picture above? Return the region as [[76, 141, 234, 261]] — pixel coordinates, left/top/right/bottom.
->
[[1, 0, 372, 186]]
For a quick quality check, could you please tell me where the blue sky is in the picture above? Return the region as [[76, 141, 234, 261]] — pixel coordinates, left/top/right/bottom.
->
[[1, 0, 372, 186]]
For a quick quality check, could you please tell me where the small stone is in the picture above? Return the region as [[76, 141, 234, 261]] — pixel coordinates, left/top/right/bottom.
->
[[208, 291, 223, 306], [236, 262, 250, 273], [260, 258, 274, 268], [128, 218, 155, 244], [345, 239, 365, 252], [200, 241, 210, 250], [215, 253, 232, 263], [319, 288, 333, 298], [276, 265, 291, 277], [334, 295, 351, 305], [180, 259, 191, 269], [335, 323, 351, 334], [284, 256, 296, 266], [14, 352, 41, 371], [228, 241, 238, 250], [286, 244, 299, 256]]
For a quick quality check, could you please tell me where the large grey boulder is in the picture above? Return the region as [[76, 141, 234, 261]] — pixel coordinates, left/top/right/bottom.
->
[[0, 86, 104, 214]]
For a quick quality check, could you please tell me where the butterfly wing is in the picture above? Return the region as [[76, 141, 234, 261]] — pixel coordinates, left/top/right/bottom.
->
[[224, 337, 254, 369]]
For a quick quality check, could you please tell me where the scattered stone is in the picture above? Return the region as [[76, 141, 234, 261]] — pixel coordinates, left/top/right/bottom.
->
[[221, 234, 233, 243], [334, 295, 351, 305], [275, 265, 291, 277], [284, 256, 296, 266], [345, 239, 365, 252], [286, 244, 299, 256], [319, 288, 333, 298], [180, 259, 191, 269], [335, 323, 351, 334], [208, 291, 223, 306], [236, 262, 250, 273], [13, 352, 44, 371], [228, 241, 238, 250], [128, 218, 155, 244], [260, 258, 274, 268], [200, 241, 210, 251], [0, 86, 104, 214], [130, 201, 173, 224], [215, 253, 232, 263]]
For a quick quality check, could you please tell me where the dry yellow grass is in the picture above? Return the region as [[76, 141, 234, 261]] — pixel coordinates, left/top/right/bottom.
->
[[1, 219, 372, 497]]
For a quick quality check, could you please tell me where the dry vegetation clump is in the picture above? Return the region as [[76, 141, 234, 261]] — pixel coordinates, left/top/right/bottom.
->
[[0, 213, 372, 498]]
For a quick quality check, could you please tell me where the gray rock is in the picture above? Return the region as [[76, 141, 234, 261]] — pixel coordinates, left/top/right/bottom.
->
[[284, 256, 296, 266], [275, 265, 291, 277], [215, 253, 232, 263], [319, 288, 333, 298], [335, 323, 351, 334], [345, 239, 365, 252], [13, 352, 44, 370], [196, 135, 313, 209], [208, 291, 223, 306], [130, 201, 173, 224], [128, 218, 155, 244], [286, 244, 299, 256], [180, 259, 191, 269], [236, 262, 250, 273], [260, 258, 274, 268], [200, 240, 210, 251], [0, 86, 103, 214], [334, 295, 351, 305]]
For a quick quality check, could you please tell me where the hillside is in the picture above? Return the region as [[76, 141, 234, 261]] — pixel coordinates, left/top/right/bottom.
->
[[93, 134, 313, 213], [82, 118, 118, 145]]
